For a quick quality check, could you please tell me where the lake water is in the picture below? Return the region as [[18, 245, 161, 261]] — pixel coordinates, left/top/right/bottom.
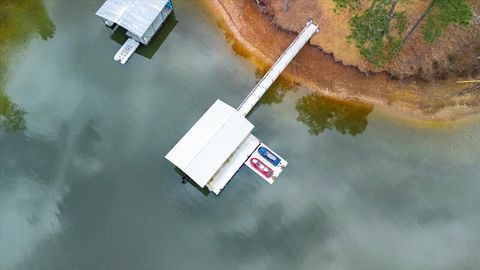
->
[[1, 1, 480, 269]]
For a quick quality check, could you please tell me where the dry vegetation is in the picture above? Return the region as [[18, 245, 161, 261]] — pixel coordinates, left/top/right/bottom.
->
[[204, 0, 480, 121], [266, 0, 480, 81]]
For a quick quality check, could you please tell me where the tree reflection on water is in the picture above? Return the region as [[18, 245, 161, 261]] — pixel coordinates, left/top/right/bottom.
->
[[0, 0, 55, 132], [0, 97, 26, 132], [250, 65, 372, 136], [256, 68, 298, 105], [295, 93, 373, 136]]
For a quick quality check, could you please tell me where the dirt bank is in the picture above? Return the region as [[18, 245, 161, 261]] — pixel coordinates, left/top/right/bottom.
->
[[202, 0, 480, 122], [267, 0, 480, 81]]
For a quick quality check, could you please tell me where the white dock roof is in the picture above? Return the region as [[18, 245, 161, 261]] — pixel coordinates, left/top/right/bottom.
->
[[95, 0, 169, 37], [166, 100, 254, 187]]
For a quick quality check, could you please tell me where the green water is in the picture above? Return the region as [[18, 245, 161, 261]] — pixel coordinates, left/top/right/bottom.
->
[[1, 1, 479, 269]]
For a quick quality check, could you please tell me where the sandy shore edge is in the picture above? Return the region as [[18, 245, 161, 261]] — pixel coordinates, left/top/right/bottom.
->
[[201, 0, 480, 126]]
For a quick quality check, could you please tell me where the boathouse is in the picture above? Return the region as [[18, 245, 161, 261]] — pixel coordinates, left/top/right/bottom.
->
[[166, 21, 318, 195], [166, 100, 261, 195], [96, 0, 173, 45], [95, 0, 174, 63]]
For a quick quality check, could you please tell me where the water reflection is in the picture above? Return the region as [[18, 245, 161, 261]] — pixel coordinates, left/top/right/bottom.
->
[[0, 131, 64, 269], [0, 96, 26, 132], [242, 68, 298, 116], [216, 203, 332, 268], [256, 68, 298, 105], [295, 93, 373, 136], [0, 0, 55, 132], [219, 20, 298, 107]]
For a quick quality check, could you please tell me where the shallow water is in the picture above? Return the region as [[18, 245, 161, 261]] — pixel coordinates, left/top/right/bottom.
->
[[1, 1, 480, 269]]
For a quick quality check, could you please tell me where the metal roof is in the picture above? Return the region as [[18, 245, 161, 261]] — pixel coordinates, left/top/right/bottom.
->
[[96, 0, 169, 37], [165, 100, 254, 187]]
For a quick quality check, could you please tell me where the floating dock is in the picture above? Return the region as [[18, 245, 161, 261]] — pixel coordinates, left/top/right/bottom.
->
[[245, 143, 288, 184], [114, 38, 140, 64], [166, 21, 319, 195], [208, 134, 261, 194]]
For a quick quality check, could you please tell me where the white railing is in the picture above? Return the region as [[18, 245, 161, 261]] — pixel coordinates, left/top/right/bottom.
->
[[237, 20, 319, 116]]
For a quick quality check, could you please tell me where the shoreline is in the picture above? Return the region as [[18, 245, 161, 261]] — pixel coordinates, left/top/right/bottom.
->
[[202, 0, 480, 124]]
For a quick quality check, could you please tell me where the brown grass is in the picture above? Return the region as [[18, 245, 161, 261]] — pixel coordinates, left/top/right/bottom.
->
[[202, 0, 480, 122]]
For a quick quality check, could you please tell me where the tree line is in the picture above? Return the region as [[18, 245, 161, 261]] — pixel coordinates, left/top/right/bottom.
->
[[332, 0, 474, 65]]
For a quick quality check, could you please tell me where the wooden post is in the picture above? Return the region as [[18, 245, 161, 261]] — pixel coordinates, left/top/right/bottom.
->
[[283, 0, 289, 12], [456, 80, 480, 84]]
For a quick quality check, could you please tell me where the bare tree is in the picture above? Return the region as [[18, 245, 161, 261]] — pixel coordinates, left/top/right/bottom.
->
[[402, 0, 435, 44], [388, 0, 399, 20]]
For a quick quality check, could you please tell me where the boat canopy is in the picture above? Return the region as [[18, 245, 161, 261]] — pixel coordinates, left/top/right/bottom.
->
[[166, 100, 254, 187], [95, 0, 170, 37]]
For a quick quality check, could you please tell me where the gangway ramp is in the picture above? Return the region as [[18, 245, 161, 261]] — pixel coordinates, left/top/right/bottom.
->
[[238, 20, 319, 116]]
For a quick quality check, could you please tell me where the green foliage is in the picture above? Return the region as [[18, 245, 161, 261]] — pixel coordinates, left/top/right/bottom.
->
[[422, 0, 473, 43], [348, 2, 407, 65], [333, 0, 474, 65], [332, 0, 364, 12]]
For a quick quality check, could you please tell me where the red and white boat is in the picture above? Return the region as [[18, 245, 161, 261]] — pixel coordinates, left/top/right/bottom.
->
[[250, 158, 274, 178]]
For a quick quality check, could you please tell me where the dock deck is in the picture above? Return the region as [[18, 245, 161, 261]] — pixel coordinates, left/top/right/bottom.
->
[[207, 134, 260, 194], [245, 143, 288, 184], [114, 38, 140, 64]]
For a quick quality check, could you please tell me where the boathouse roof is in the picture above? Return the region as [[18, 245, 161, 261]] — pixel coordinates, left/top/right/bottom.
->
[[95, 0, 170, 37], [165, 100, 254, 188]]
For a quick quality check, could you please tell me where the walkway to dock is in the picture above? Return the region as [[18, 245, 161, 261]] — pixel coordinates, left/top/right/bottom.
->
[[237, 20, 319, 116], [166, 20, 319, 195]]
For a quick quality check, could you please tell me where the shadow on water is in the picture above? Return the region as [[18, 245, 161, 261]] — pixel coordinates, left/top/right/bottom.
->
[[173, 167, 210, 196], [0, 0, 55, 132], [295, 93, 373, 136], [110, 13, 178, 60]]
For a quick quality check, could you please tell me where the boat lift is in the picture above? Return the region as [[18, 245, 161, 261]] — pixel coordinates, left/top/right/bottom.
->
[[166, 21, 319, 195]]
